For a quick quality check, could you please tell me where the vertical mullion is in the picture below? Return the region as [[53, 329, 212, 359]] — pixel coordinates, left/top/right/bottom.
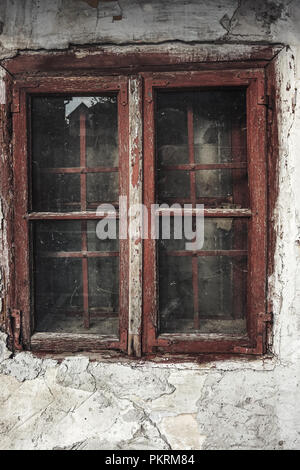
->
[[128, 76, 143, 357], [187, 106, 199, 330], [80, 110, 89, 329], [143, 79, 158, 353]]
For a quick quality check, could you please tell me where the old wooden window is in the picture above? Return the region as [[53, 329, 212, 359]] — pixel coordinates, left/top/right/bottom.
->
[[10, 68, 270, 356], [13, 77, 129, 352], [142, 71, 269, 356]]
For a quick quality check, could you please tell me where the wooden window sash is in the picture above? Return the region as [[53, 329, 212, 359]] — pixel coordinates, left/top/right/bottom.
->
[[142, 69, 267, 355], [13, 76, 129, 352]]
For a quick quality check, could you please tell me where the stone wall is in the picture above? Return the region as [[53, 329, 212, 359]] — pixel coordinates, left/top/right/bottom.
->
[[0, 0, 300, 450]]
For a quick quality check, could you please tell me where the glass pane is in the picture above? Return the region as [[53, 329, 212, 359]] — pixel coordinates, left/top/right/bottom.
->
[[156, 92, 189, 165], [32, 97, 80, 168], [198, 256, 247, 333], [159, 255, 247, 334], [32, 173, 81, 212], [88, 258, 119, 336], [87, 172, 119, 206], [34, 220, 82, 252], [158, 217, 247, 252], [156, 89, 247, 207], [159, 256, 194, 333], [87, 220, 119, 252], [33, 220, 119, 335], [31, 95, 118, 212], [158, 217, 247, 335], [34, 258, 84, 332], [195, 169, 247, 200], [157, 170, 190, 201], [86, 96, 118, 168], [193, 91, 246, 164]]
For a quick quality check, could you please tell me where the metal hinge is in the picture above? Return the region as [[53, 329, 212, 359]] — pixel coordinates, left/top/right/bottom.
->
[[7, 308, 22, 351], [233, 312, 272, 355], [258, 94, 273, 124]]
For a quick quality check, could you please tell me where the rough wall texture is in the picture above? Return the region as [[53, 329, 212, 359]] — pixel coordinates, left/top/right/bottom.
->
[[0, 0, 300, 450]]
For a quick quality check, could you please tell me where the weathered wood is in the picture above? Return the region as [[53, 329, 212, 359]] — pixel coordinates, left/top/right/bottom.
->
[[11, 75, 130, 352], [0, 67, 14, 331], [127, 76, 143, 358], [26, 211, 119, 220], [143, 69, 268, 355], [31, 332, 120, 353], [39, 251, 119, 258], [160, 162, 247, 170], [155, 208, 252, 217], [246, 71, 268, 351], [2, 44, 283, 76], [163, 250, 247, 257], [39, 166, 119, 174]]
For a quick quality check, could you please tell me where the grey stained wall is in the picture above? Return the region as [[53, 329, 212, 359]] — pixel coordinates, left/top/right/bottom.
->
[[0, 0, 300, 450]]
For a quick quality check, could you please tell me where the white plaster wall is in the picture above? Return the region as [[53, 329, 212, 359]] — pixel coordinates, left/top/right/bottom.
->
[[0, 0, 300, 450]]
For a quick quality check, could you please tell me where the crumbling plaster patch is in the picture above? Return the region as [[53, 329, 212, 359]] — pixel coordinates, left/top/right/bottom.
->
[[1, 0, 296, 61]]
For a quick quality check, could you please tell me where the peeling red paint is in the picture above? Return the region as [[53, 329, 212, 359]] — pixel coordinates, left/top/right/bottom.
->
[[131, 137, 141, 189]]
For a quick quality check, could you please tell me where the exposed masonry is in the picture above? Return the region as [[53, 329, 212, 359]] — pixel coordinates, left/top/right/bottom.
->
[[0, 0, 300, 450]]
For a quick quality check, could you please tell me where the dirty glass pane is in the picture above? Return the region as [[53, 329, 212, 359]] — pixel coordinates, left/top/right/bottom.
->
[[33, 220, 119, 335], [157, 170, 190, 201], [87, 220, 119, 252], [31, 95, 118, 212], [197, 256, 247, 333], [156, 89, 247, 206], [32, 173, 81, 212], [159, 255, 247, 335], [34, 257, 84, 332], [87, 172, 119, 206], [158, 217, 247, 335], [195, 169, 248, 200], [159, 256, 194, 333], [193, 91, 246, 163], [88, 258, 119, 336], [34, 220, 82, 252], [156, 92, 189, 165], [32, 97, 80, 168], [158, 217, 247, 252], [86, 96, 118, 168]]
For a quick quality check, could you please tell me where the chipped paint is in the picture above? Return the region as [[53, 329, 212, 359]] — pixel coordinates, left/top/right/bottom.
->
[[0, 69, 5, 105], [128, 76, 143, 357]]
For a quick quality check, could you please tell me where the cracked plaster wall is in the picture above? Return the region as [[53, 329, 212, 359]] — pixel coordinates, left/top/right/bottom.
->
[[0, 0, 300, 450]]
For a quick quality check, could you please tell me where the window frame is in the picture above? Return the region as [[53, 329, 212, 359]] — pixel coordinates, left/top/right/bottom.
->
[[7, 63, 272, 357], [12, 76, 130, 353], [143, 70, 268, 355]]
